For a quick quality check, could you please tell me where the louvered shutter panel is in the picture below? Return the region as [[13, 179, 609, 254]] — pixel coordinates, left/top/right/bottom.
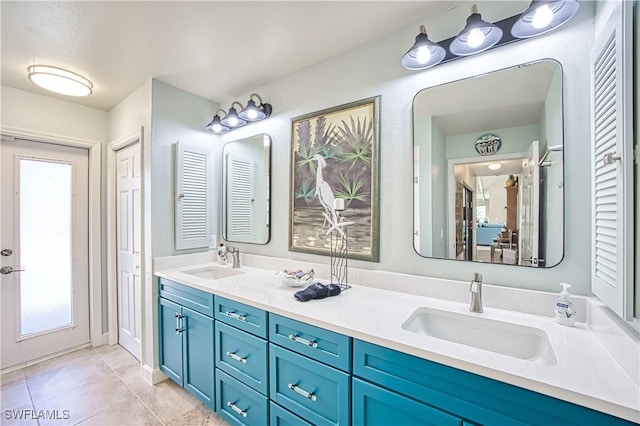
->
[[175, 142, 210, 250], [226, 153, 255, 243], [590, 2, 633, 320]]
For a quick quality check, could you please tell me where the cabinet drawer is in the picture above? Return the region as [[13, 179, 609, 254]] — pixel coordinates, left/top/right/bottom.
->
[[215, 321, 268, 395], [269, 313, 351, 372], [269, 344, 350, 426], [353, 378, 462, 426], [269, 402, 313, 426], [158, 278, 214, 317], [216, 369, 268, 426], [215, 296, 268, 338]]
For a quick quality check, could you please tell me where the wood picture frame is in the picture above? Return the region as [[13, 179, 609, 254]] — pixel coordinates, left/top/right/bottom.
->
[[289, 96, 380, 262]]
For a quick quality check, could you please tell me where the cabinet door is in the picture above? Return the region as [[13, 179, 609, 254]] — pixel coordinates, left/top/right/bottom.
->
[[182, 306, 215, 407], [159, 298, 184, 386], [353, 378, 462, 426]]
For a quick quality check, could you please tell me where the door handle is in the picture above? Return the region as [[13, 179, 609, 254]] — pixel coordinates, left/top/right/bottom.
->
[[0, 266, 25, 274], [1, 249, 12, 256]]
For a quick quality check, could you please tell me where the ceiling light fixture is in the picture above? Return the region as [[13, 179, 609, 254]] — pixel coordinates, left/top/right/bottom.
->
[[205, 94, 272, 134], [488, 163, 502, 170], [449, 4, 503, 56], [401, 25, 446, 70], [512, 0, 580, 38], [27, 65, 93, 97]]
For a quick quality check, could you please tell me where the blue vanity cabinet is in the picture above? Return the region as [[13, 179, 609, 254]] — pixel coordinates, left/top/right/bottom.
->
[[353, 339, 635, 426], [270, 401, 313, 426], [269, 314, 352, 426], [158, 278, 215, 408], [216, 370, 269, 426], [353, 378, 462, 426], [213, 298, 269, 426], [215, 296, 268, 338]]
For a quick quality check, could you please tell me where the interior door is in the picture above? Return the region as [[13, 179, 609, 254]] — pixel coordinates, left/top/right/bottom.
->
[[519, 140, 541, 266], [463, 184, 474, 261], [1, 137, 90, 369], [226, 152, 255, 243], [115, 142, 142, 360]]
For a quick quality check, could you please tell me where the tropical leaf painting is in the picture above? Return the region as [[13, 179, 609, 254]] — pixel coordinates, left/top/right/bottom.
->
[[289, 97, 380, 262]]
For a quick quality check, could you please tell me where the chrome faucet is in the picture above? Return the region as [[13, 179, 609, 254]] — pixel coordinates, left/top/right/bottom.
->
[[219, 246, 241, 268], [469, 272, 483, 313]]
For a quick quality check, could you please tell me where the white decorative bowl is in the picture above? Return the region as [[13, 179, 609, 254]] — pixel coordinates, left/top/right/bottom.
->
[[276, 269, 315, 287]]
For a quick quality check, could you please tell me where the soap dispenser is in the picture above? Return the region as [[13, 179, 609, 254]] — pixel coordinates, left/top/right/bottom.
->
[[554, 283, 576, 327]]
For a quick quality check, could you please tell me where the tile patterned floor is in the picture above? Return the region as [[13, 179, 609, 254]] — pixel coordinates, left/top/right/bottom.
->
[[0, 345, 228, 426]]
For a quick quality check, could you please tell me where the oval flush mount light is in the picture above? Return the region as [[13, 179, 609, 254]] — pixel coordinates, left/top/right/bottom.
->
[[512, 0, 580, 39], [27, 65, 93, 97], [450, 4, 503, 56], [401, 25, 446, 70], [488, 162, 502, 170]]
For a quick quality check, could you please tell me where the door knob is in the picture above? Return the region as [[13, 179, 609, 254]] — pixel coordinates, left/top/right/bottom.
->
[[0, 266, 26, 274], [1, 249, 12, 256]]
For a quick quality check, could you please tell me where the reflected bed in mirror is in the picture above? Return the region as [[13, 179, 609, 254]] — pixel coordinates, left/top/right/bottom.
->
[[413, 60, 563, 268], [222, 133, 271, 244]]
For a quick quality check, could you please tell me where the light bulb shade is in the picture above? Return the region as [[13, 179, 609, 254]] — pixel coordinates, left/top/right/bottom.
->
[[401, 31, 446, 70], [449, 13, 503, 56], [220, 107, 247, 128], [511, 0, 580, 39], [205, 115, 230, 133], [238, 99, 266, 121], [27, 65, 93, 96]]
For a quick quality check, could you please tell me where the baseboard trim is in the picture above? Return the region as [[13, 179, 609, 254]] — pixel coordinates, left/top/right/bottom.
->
[[142, 363, 167, 385]]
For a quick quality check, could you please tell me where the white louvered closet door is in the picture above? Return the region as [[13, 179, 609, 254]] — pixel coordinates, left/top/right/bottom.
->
[[226, 153, 255, 243], [175, 142, 211, 250], [590, 1, 633, 320]]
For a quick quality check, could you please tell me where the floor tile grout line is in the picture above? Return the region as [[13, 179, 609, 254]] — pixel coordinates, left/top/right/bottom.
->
[[93, 346, 167, 426]]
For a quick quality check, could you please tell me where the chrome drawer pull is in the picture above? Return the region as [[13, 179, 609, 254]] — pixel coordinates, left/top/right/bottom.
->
[[225, 311, 246, 322], [226, 351, 247, 364], [175, 313, 184, 334], [226, 401, 247, 418], [288, 334, 318, 348], [288, 383, 317, 401]]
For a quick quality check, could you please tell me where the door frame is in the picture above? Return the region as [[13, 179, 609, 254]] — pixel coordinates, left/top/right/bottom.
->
[[447, 151, 526, 259], [106, 128, 144, 346], [0, 126, 103, 348]]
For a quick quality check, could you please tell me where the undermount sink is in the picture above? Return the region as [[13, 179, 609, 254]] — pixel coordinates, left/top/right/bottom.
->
[[182, 266, 244, 280], [402, 307, 557, 365]]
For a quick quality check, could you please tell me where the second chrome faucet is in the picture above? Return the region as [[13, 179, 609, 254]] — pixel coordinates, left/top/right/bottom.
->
[[469, 272, 483, 313]]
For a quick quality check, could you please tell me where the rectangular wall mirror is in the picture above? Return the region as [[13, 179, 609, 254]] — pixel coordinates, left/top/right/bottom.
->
[[222, 133, 271, 244], [413, 60, 564, 268]]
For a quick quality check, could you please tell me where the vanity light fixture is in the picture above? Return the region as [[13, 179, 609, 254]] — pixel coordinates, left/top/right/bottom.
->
[[205, 110, 230, 133], [220, 102, 247, 128], [450, 4, 503, 56], [400, 1, 579, 70], [27, 65, 93, 97], [512, 0, 580, 38], [239, 93, 272, 121], [206, 94, 272, 134], [488, 163, 502, 170], [401, 25, 446, 70]]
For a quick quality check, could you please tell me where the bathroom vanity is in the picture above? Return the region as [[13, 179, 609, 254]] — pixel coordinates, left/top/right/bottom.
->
[[155, 254, 639, 425]]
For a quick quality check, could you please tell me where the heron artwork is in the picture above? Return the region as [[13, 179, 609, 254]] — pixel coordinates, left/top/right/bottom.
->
[[312, 154, 352, 236]]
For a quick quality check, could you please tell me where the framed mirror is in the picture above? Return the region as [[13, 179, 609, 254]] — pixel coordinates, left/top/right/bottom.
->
[[222, 133, 271, 244], [413, 60, 563, 267]]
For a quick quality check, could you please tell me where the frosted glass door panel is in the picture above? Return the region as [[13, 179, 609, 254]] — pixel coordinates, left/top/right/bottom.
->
[[19, 159, 73, 336]]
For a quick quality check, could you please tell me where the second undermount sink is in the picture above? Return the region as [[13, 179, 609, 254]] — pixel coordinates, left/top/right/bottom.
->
[[182, 266, 244, 280], [402, 307, 557, 365]]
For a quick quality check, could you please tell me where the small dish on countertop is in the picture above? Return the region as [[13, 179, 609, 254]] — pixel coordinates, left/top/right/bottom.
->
[[276, 269, 315, 287]]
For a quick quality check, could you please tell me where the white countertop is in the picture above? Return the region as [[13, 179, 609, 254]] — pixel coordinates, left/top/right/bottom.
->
[[155, 258, 640, 423]]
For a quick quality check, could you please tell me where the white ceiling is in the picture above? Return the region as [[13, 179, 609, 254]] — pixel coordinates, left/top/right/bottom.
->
[[1, 1, 460, 111]]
